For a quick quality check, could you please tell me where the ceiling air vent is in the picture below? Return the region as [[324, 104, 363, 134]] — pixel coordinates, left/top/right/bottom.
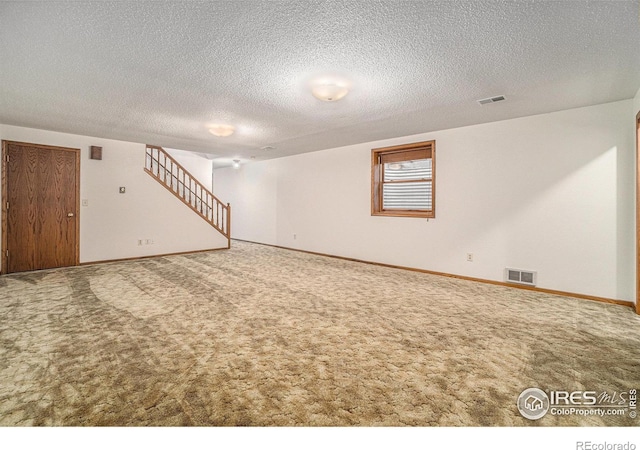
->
[[478, 95, 506, 105], [505, 268, 537, 286]]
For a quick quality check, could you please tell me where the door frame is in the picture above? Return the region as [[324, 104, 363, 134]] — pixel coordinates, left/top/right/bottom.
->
[[636, 111, 640, 314], [1, 140, 81, 274]]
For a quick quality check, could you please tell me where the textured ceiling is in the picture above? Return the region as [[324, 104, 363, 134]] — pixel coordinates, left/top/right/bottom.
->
[[1, 1, 639, 166]]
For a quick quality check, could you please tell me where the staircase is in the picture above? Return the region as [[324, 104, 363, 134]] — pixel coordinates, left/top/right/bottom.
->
[[144, 145, 231, 248]]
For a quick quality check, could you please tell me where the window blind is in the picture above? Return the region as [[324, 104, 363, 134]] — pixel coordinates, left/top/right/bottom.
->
[[382, 158, 432, 211]]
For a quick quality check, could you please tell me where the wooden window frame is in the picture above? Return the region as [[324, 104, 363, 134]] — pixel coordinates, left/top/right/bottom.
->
[[371, 140, 435, 218]]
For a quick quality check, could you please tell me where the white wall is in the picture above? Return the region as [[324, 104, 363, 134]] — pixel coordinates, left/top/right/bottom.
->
[[215, 100, 636, 302], [165, 148, 213, 191], [0, 124, 228, 267], [214, 161, 278, 245]]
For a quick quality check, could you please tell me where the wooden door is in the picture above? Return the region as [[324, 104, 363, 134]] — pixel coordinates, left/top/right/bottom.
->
[[2, 141, 79, 273]]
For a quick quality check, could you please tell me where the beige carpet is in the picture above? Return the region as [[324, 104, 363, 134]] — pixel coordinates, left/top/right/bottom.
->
[[0, 240, 638, 426]]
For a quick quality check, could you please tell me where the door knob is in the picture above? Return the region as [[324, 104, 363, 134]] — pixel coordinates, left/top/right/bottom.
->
[[67, 212, 74, 217]]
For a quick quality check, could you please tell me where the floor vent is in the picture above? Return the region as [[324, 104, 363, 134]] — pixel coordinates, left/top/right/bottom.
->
[[478, 95, 506, 105], [505, 268, 537, 286]]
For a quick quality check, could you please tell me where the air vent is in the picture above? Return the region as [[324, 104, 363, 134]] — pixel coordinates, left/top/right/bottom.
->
[[505, 268, 537, 286], [478, 95, 506, 105]]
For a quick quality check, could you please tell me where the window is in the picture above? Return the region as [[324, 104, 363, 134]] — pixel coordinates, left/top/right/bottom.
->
[[371, 140, 435, 218]]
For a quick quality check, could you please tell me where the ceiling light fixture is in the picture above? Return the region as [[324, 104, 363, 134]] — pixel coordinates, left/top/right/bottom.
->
[[208, 124, 235, 137], [311, 83, 349, 102], [232, 159, 241, 169]]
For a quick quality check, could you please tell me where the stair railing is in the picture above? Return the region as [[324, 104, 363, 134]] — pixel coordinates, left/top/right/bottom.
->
[[144, 145, 230, 247]]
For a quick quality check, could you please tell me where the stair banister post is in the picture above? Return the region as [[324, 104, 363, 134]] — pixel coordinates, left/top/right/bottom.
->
[[226, 203, 231, 249]]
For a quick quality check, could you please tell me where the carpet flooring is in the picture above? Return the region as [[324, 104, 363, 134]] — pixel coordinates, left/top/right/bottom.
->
[[0, 241, 639, 426]]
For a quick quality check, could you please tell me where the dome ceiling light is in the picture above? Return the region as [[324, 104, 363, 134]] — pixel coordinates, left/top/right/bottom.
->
[[208, 124, 235, 137], [311, 83, 349, 102]]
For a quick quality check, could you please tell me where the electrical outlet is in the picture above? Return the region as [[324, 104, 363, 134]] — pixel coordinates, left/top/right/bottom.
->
[[81, 199, 89, 207], [466, 253, 474, 262], [293, 234, 297, 240]]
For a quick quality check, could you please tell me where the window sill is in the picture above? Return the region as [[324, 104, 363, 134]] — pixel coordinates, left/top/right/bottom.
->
[[371, 211, 435, 219]]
